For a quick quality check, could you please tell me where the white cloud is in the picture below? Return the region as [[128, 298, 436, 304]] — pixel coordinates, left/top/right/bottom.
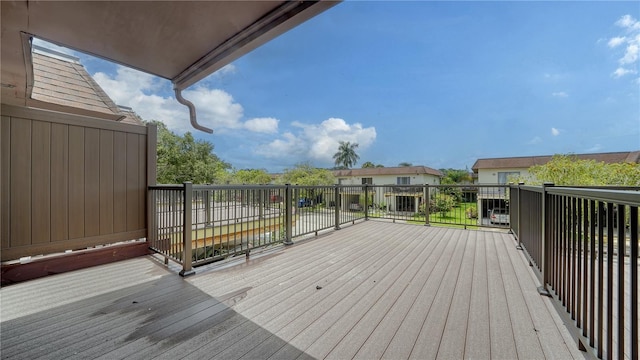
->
[[608, 36, 626, 48], [217, 64, 236, 76], [527, 136, 542, 145], [258, 118, 377, 163], [551, 127, 560, 136], [244, 117, 279, 133], [612, 67, 637, 78], [94, 65, 278, 134], [615, 14, 640, 31], [607, 15, 640, 80], [552, 91, 568, 98], [620, 42, 639, 64]]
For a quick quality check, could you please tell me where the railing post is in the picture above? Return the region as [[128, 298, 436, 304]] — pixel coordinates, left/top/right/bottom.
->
[[538, 182, 554, 296], [334, 184, 341, 230], [364, 184, 369, 220], [180, 181, 195, 277], [516, 182, 524, 250], [205, 188, 212, 225], [424, 184, 430, 226], [284, 184, 293, 245]]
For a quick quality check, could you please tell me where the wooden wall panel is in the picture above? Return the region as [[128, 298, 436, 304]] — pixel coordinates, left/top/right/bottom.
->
[[84, 128, 100, 237], [10, 118, 32, 247], [31, 121, 51, 244], [50, 123, 69, 241], [1, 105, 151, 261], [126, 133, 140, 231], [68, 125, 85, 239], [113, 132, 127, 233], [99, 130, 114, 235], [138, 134, 146, 230], [1, 117, 11, 251]]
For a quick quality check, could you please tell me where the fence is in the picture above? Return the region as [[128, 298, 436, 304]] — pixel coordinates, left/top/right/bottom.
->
[[510, 184, 639, 359], [1, 104, 154, 261], [148, 183, 512, 275], [364, 184, 510, 229], [148, 184, 375, 275]]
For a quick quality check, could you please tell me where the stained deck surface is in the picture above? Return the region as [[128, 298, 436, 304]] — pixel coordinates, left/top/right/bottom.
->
[[1, 221, 587, 359]]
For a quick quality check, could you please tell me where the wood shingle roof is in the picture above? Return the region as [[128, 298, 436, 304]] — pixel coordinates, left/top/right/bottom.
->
[[31, 47, 143, 126]]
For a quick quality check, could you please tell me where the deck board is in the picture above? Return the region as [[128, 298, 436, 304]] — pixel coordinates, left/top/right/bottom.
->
[[486, 231, 519, 359], [410, 229, 467, 359], [464, 231, 491, 359], [494, 230, 544, 358], [435, 230, 475, 359], [0, 221, 587, 360]]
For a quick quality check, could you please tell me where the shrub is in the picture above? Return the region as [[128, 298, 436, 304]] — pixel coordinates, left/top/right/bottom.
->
[[466, 207, 478, 219], [429, 195, 456, 217]]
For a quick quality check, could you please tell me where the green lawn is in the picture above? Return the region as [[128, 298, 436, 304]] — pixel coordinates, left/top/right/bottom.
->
[[409, 202, 479, 227]]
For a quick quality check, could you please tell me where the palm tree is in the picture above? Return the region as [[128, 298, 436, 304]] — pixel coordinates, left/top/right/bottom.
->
[[333, 141, 360, 169]]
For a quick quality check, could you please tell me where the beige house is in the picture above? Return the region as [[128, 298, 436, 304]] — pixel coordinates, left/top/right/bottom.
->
[[470, 151, 640, 221], [333, 166, 443, 213], [472, 151, 640, 185]]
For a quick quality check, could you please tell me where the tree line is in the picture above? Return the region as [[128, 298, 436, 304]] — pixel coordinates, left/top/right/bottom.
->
[[154, 121, 639, 187]]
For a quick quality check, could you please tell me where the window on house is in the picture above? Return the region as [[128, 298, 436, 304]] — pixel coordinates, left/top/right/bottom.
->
[[361, 177, 372, 185], [497, 172, 520, 184], [397, 177, 410, 185], [338, 178, 346, 184]]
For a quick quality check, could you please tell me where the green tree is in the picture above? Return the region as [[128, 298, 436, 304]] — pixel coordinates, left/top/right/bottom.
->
[[398, 162, 413, 167], [230, 169, 272, 184], [276, 162, 335, 185], [277, 163, 336, 206], [440, 168, 472, 184], [155, 121, 230, 184], [333, 141, 360, 169], [361, 161, 384, 168], [516, 154, 640, 186]]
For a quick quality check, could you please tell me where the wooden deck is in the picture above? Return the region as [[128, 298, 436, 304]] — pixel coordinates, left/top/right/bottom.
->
[[1, 221, 587, 359]]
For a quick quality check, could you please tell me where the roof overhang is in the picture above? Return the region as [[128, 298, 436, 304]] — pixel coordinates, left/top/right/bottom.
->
[[1, 0, 339, 124]]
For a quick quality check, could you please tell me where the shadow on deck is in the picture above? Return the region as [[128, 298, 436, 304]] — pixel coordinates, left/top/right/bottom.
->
[[1, 221, 587, 359]]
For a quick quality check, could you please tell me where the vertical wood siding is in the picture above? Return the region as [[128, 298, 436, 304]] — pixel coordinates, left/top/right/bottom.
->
[[0, 105, 151, 261]]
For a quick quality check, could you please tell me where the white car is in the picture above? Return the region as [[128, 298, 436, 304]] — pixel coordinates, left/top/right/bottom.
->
[[490, 208, 510, 225]]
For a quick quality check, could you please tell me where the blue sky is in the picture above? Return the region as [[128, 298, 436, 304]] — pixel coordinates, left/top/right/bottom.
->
[[38, 1, 640, 172]]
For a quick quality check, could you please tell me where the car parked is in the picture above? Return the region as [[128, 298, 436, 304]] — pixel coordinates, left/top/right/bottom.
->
[[490, 208, 509, 225], [297, 198, 313, 207]]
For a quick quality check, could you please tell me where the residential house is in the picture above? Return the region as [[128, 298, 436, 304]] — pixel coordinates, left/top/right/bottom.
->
[[472, 151, 640, 185], [332, 166, 443, 213], [471, 151, 640, 219]]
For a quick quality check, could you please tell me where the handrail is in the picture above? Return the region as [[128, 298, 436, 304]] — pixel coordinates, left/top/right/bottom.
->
[[514, 183, 639, 359]]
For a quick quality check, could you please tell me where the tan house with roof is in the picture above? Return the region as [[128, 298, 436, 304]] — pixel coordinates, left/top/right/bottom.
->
[[470, 151, 640, 221], [332, 166, 443, 213], [472, 151, 640, 185]]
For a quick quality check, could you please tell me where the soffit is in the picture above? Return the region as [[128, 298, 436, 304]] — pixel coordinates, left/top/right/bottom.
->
[[1, 0, 338, 107]]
